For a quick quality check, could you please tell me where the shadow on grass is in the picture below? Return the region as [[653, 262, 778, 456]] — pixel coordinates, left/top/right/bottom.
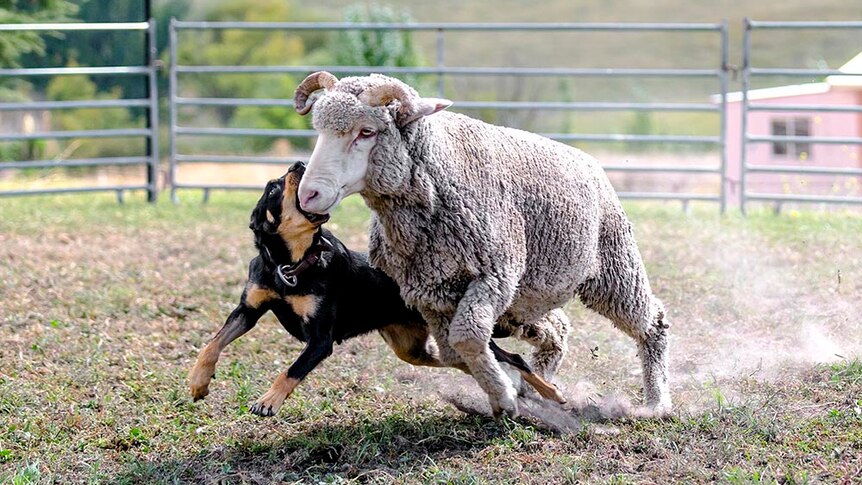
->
[[111, 412, 536, 483]]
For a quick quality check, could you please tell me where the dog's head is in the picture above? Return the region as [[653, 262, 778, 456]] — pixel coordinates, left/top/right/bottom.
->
[[250, 162, 331, 239]]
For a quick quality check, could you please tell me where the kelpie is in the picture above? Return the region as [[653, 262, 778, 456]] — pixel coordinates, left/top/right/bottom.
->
[[188, 162, 564, 417]]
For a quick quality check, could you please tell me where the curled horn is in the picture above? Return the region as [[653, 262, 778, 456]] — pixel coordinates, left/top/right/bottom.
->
[[358, 82, 417, 115], [294, 71, 338, 115]]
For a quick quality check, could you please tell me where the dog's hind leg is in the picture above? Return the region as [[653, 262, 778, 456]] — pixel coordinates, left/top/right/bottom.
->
[[489, 341, 566, 404], [379, 323, 445, 368], [188, 284, 273, 401]]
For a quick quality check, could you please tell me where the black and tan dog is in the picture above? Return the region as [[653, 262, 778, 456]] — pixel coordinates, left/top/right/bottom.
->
[[188, 162, 564, 417]]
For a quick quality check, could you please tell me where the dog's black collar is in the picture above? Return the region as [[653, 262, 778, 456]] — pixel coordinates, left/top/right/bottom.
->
[[275, 236, 334, 287]]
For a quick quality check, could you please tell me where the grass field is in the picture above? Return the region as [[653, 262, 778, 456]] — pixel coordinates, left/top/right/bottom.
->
[[1, 192, 861, 484]]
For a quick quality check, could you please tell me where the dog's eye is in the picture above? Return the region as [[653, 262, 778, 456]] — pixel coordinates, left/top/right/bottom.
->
[[269, 186, 279, 197], [358, 127, 377, 138]]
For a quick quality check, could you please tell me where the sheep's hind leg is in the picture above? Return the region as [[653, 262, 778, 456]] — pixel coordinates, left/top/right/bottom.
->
[[447, 277, 519, 418], [577, 224, 671, 414], [514, 308, 571, 382]]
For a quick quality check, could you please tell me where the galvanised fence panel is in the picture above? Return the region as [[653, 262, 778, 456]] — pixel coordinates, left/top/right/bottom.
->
[[169, 20, 729, 210], [0, 21, 160, 202], [740, 19, 862, 213]]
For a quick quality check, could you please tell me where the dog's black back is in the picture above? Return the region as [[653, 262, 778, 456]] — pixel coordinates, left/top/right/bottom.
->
[[248, 227, 423, 344]]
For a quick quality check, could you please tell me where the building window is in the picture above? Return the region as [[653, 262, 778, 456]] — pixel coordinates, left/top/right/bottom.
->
[[771, 117, 811, 159]]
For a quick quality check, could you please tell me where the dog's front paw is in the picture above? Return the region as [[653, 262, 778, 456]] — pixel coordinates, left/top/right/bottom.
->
[[188, 365, 215, 401], [249, 374, 299, 417]]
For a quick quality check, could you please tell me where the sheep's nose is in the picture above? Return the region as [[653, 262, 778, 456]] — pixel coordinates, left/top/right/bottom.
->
[[300, 189, 319, 208]]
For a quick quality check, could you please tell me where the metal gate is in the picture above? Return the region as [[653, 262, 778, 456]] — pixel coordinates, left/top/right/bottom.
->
[[0, 20, 160, 202], [168, 20, 729, 210], [740, 20, 862, 213]]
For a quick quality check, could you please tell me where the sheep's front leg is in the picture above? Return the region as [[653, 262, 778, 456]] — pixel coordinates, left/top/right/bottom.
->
[[447, 275, 519, 418]]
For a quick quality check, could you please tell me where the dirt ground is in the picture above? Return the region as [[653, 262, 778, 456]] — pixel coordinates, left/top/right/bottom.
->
[[1, 192, 861, 484]]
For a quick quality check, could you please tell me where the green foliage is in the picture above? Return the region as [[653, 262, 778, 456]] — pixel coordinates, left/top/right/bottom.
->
[[336, 4, 427, 91], [174, 0, 328, 155], [45, 72, 141, 158], [21, 0, 147, 96], [0, 1, 77, 68], [336, 4, 420, 68]]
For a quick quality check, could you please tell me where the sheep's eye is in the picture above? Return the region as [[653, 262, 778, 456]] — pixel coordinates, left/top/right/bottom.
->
[[358, 127, 377, 138]]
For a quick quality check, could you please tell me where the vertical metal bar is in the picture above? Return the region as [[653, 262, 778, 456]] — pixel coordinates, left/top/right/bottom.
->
[[436, 28, 445, 97], [145, 17, 160, 203], [168, 17, 179, 204], [718, 20, 729, 214], [740, 18, 752, 215]]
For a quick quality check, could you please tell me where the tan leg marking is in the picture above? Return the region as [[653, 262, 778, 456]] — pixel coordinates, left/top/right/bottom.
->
[[379, 324, 444, 367], [245, 284, 278, 309], [189, 341, 221, 401], [249, 373, 301, 417], [521, 371, 567, 404], [286, 295, 319, 320]]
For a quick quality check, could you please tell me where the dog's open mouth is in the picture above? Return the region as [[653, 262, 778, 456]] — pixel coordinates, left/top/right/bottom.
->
[[299, 206, 330, 225]]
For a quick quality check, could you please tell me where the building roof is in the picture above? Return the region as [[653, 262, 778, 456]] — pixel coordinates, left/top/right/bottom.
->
[[716, 50, 862, 103], [826, 50, 862, 87]]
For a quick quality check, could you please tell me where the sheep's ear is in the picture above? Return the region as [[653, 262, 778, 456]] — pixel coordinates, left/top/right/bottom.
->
[[399, 97, 452, 126]]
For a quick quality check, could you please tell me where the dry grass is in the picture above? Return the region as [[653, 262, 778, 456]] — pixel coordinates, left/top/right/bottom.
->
[[1, 192, 861, 484]]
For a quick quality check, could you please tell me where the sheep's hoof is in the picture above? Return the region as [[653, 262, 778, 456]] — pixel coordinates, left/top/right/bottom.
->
[[642, 396, 673, 419]]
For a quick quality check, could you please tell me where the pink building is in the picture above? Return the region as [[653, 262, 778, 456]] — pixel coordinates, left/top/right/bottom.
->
[[721, 52, 862, 207]]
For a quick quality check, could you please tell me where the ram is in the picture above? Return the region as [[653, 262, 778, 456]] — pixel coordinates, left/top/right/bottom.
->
[[294, 72, 670, 417]]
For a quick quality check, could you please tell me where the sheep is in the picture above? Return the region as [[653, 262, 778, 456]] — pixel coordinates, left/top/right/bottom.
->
[[292, 71, 671, 417]]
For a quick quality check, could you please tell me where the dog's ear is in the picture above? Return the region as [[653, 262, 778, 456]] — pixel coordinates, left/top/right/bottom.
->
[[249, 199, 278, 234]]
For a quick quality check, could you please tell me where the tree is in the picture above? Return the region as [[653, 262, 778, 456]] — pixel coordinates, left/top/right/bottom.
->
[[335, 4, 426, 90], [0, 0, 77, 68], [0, 0, 77, 101]]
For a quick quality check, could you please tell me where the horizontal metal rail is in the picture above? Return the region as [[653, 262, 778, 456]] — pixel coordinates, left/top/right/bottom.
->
[[175, 65, 720, 78], [603, 164, 719, 173], [617, 192, 720, 201], [174, 126, 718, 144], [174, 127, 316, 137], [747, 104, 862, 113], [746, 134, 862, 145], [0, 185, 149, 197], [456, 101, 719, 112], [174, 21, 723, 31], [0, 99, 150, 111], [0, 66, 152, 77], [173, 183, 264, 191], [547, 133, 720, 144], [749, 67, 862, 77], [746, 193, 862, 204], [0, 156, 150, 170], [176, 97, 719, 112], [0, 22, 149, 31], [748, 20, 862, 29], [175, 154, 306, 164], [0, 128, 151, 141], [746, 164, 862, 176]]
